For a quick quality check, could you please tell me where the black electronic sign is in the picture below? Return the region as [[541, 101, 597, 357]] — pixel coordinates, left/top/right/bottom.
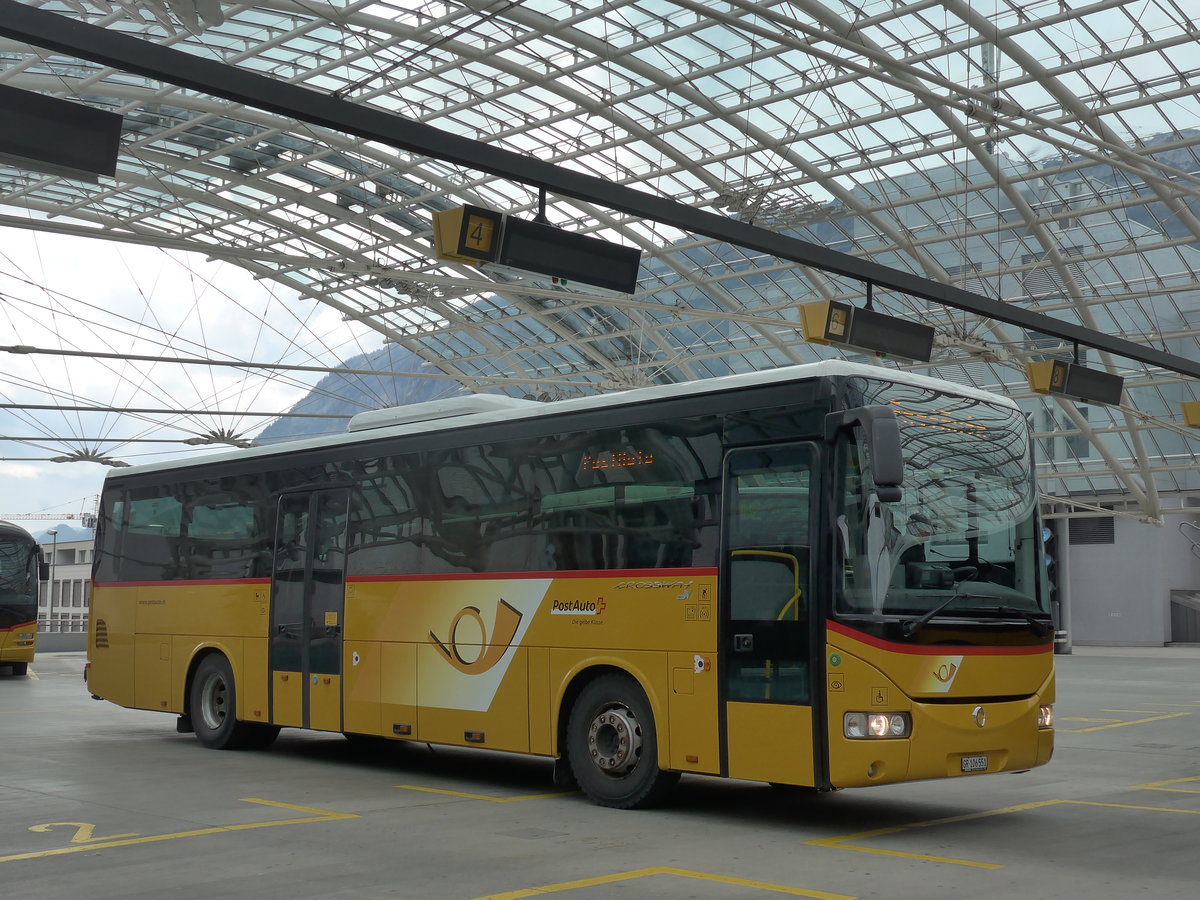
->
[[847, 306, 936, 363], [799, 299, 934, 362], [499, 217, 641, 294], [0, 84, 121, 182], [1026, 359, 1124, 406], [1057, 360, 1125, 406]]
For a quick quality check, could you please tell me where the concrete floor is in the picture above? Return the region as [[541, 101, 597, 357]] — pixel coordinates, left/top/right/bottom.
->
[[2, 648, 1198, 899]]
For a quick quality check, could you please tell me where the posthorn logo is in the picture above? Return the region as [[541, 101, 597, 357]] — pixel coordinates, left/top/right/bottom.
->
[[428, 599, 523, 675]]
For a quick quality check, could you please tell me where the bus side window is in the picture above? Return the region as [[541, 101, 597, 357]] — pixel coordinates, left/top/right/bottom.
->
[[123, 489, 184, 580], [184, 485, 268, 579], [421, 459, 488, 573], [729, 553, 803, 621], [348, 461, 424, 576]]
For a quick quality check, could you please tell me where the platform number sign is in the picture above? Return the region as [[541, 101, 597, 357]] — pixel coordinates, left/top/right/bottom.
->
[[464, 211, 496, 255], [432, 204, 503, 265]]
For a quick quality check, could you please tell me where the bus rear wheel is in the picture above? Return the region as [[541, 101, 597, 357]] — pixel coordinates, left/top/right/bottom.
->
[[567, 673, 678, 809], [8, 662, 28, 676], [189, 654, 279, 750]]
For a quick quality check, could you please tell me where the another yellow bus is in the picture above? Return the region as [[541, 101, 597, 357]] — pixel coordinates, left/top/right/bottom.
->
[[87, 361, 1054, 807], [1, 520, 46, 676]]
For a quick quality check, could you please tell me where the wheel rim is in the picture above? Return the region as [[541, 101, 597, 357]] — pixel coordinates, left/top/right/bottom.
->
[[586, 703, 643, 776], [198, 671, 228, 731]]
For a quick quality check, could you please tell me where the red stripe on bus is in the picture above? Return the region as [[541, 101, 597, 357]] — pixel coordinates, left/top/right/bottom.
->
[[0, 621, 36, 632], [826, 619, 1052, 655], [92, 569, 718, 589], [348, 568, 718, 583]]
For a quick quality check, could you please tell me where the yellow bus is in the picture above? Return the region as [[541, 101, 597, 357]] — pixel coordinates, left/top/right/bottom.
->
[[1, 520, 45, 676], [87, 361, 1054, 807]]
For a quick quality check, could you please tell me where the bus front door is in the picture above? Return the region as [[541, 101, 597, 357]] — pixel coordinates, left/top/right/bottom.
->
[[721, 444, 817, 787], [270, 489, 349, 733]]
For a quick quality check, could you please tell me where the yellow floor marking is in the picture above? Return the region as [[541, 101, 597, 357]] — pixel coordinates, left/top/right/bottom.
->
[[804, 800, 1060, 869], [1, 798, 356, 864], [1062, 799, 1200, 815], [807, 827, 1002, 869], [807, 796, 1200, 869], [396, 784, 576, 803], [1059, 717, 1120, 723], [29, 822, 140, 843], [1132, 776, 1200, 794], [472, 866, 855, 899], [27, 669, 38, 681], [1060, 711, 1189, 732]]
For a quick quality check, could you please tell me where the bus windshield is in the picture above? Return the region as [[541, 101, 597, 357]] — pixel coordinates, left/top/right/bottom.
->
[[0, 538, 37, 627], [836, 379, 1046, 623]]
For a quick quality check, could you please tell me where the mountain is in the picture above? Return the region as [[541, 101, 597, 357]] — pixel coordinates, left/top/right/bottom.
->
[[256, 344, 464, 443], [31, 524, 93, 543]]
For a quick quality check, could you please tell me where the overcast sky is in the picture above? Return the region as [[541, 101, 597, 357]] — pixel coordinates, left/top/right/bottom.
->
[[0, 221, 386, 528]]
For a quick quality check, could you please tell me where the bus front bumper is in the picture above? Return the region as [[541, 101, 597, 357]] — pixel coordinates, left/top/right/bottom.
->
[[829, 695, 1054, 788]]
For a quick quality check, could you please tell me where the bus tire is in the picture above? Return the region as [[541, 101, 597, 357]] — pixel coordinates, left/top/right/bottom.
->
[[189, 654, 277, 750], [10, 662, 28, 676], [567, 673, 679, 809]]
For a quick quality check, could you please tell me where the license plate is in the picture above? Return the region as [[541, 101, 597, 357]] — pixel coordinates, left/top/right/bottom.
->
[[960, 755, 988, 773]]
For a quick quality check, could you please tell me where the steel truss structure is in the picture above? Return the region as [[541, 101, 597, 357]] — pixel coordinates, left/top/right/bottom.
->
[[2, 0, 1199, 521]]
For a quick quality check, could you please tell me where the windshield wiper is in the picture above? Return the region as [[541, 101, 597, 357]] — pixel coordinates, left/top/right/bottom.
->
[[901, 590, 995, 637], [996, 605, 1053, 639]]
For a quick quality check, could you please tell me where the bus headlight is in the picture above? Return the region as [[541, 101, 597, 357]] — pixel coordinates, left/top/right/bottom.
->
[[1038, 704, 1054, 729], [844, 712, 911, 739]]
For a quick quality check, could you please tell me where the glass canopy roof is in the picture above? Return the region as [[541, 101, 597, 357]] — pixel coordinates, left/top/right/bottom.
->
[[1, 0, 1199, 522]]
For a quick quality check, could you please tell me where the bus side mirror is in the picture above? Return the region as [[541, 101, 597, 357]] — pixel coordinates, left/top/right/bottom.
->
[[825, 406, 904, 503], [39, 561, 51, 581]]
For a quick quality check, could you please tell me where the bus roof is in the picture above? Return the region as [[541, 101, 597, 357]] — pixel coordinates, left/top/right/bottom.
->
[[106, 360, 1017, 481], [0, 520, 38, 544]]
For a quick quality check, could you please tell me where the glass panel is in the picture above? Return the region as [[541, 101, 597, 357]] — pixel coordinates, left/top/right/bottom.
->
[[270, 494, 309, 673], [308, 490, 347, 675], [836, 380, 1046, 623], [127, 495, 183, 535], [0, 538, 37, 628], [0, 540, 33, 593], [348, 420, 724, 576], [183, 478, 272, 579], [725, 445, 812, 704], [729, 553, 802, 622], [119, 487, 184, 580]]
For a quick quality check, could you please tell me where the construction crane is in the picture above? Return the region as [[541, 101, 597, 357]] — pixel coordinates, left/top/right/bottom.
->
[[1, 512, 96, 528], [1, 496, 98, 529]]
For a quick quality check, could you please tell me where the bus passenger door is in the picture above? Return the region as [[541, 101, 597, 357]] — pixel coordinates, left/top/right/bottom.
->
[[721, 444, 817, 787], [270, 489, 349, 733]]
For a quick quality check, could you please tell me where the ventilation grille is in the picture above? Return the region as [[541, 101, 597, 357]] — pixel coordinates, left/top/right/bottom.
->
[[1068, 515, 1115, 545], [1020, 249, 1087, 298], [93, 619, 109, 649], [1170, 592, 1200, 644]]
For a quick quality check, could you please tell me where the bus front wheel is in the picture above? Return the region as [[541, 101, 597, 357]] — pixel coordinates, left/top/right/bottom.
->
[[567, 673, 679, 809], [9, 662, 28, 676], [189, 654, 279, 750]]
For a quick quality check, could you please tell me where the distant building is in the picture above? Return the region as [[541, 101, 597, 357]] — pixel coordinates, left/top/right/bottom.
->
[[38, 532, 93, 633]]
